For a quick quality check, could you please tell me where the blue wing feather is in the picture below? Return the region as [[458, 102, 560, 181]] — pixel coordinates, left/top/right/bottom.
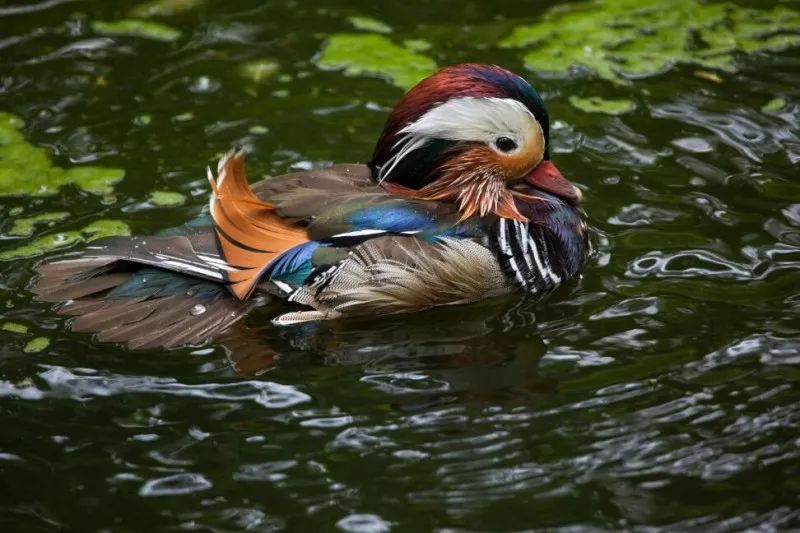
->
[[346, 203, 436, 233], [344, 202, 477, 240], [262, 199, 486, 289], [109, 268, 228, 300], [264, 241, 321, 286]]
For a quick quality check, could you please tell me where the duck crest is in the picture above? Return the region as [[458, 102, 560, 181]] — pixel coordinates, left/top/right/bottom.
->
[[369, 64, 551, 191]]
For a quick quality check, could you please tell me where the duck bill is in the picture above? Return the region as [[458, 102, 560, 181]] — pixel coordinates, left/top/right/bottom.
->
[[523, 160, 582, 203]]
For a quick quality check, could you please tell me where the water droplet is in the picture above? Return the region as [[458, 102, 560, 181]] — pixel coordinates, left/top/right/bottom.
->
[[190, 304, 206, 316]]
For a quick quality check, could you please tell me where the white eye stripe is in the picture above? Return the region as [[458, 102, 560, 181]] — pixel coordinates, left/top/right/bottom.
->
[[400, 96, 539, 145], [378, 96, 544, 183]]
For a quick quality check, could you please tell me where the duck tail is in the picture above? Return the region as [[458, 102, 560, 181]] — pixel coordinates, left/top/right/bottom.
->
[[207, 150, 309, 300]]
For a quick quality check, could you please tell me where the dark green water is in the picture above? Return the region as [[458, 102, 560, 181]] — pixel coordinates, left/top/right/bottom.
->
[[2, 0, 800, 531]]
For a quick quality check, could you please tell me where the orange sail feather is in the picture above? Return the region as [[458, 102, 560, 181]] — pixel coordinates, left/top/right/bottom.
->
[[208, 150, 309, 300]]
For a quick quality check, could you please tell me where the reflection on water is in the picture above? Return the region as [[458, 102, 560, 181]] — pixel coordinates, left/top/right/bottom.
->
[[224, 298, 554, 402], [1, 0, 800, 530]]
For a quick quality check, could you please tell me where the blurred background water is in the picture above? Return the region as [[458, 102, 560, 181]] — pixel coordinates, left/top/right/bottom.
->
[[1, 0, 799, 530]]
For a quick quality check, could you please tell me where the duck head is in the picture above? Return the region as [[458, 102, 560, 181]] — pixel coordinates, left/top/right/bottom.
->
[[369, 64, 581, 221]]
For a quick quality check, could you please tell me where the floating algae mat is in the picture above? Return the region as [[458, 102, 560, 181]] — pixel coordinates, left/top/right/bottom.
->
[[1, 322, 28, 334], [0, 112, 124, 196], [6, 212, 70, 237], [348, 16, 393, 34], [568, 96, 636, 115], [0, 220, 130, 261], [148, 190, 186, 207], [0, 322, 50, 354], [762, 97, 788, 113], [128, 0, 204, 18], [239, 58, 280, 84], [316, 33, 437, 89], [23, 337, 50, 354], [91, 19, 182, 42], [501, 0, 800, 84]]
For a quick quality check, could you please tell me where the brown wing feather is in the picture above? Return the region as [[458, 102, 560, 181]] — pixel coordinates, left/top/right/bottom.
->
[[33, 258, 120, 301], [208, 150, 309, 300], [34, 257, 258, 350], [250, 164, 384, 221], [79, 294, 254, 350]]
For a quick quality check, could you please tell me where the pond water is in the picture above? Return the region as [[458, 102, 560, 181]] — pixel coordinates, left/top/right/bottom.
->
[[1, 0, 799, 530]]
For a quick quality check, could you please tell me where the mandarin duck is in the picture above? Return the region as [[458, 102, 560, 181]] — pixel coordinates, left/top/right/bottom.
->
[[34, 64, 588, 350]]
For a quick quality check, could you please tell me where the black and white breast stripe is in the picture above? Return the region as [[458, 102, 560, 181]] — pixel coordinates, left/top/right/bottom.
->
[[492, 218, 564, 293]]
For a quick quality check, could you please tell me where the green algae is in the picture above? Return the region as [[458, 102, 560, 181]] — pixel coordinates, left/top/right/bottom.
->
[[248, 125, 269, 135], [762, 97, 787, 113], [0, 219, 130, 261], [14, 377, 34, 387], [135, 114, 152, 126], [91, 19, 182, 42], [500, 0, 800, 84], [23, 337, 50, 354], [239, 58, 280, 84], [1, 322, 28, 334], [128, 0, 204, 18], [149, 190, 185, 207], [173, 112, 194, 122], [316, 33, 437, 89], [63, 167, 124, 195], [0, 112, 124, 196], [7, 212, 70, 237], [569, 96, 635, 115], [402, 39, 432, 52], [348, 16, 392, 34], [694, 70, 724, 84]]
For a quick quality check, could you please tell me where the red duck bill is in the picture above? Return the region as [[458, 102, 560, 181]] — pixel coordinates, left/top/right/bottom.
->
[[523, 161, 582, 203]]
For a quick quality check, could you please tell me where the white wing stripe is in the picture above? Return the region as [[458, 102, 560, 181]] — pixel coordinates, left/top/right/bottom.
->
[[500, 220, 526, 288]]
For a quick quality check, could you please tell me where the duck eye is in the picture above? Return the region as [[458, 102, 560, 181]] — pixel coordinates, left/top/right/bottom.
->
[[494, 136, 517, 153]]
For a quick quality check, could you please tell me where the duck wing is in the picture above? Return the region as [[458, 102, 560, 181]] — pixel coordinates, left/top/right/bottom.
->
[[31, 155, 379, 349]]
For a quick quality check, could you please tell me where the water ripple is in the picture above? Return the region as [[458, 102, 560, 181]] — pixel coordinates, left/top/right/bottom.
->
[[0, 365, 311, 408], [0, 0, 78, 17], [628, 245, 800, 280], [652, 96, 800, 163], [139, 472, 212, 497]]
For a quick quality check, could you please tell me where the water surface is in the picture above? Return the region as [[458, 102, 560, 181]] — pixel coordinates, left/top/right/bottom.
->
[[1, 0, 799, 530]]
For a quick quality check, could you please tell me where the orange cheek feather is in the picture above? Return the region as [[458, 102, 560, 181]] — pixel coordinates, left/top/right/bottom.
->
[[384, 146, 528, 222]]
